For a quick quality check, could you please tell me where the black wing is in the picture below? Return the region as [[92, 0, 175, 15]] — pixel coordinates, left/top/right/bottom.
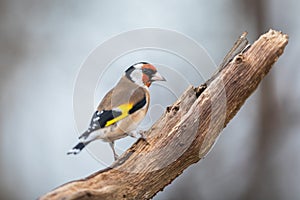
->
[[79, 110, 122, 139]]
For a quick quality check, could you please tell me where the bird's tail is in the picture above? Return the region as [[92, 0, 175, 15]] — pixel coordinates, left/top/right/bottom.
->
[[67, 142, 86, 155]]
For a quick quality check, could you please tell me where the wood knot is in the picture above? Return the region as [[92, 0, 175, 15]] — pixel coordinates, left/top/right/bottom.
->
[[166, 104, 180, 114], [194, 84, 207, 98], [166, 106, 172, 112], [233, 54, 244, 64], [85, 192, 92, 197], [173, 105, 180, 111]]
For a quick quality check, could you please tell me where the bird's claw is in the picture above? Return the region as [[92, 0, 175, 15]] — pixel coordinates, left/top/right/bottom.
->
[[138, 130, 149, 144], [127, 130, 148, 143], [114, 154, 119, 161]]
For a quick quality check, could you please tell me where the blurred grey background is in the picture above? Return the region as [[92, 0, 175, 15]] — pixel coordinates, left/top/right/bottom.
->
[[0, 0, 299, 199]]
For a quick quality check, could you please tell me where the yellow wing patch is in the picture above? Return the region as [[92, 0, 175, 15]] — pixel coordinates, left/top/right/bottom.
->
[[105, 103, 133, 127]]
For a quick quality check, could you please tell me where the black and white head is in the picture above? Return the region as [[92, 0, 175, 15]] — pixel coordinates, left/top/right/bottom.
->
[[125, 62, 166, 87]]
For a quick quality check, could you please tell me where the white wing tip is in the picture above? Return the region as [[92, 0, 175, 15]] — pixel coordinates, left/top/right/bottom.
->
[[67, 148, 80, 155]]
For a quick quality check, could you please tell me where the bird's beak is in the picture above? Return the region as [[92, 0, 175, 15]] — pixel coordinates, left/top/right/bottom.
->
[[151, 72, 166, 82]]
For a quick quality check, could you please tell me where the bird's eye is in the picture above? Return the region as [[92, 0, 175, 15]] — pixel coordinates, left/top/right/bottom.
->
[[142, 68, 155, 76]]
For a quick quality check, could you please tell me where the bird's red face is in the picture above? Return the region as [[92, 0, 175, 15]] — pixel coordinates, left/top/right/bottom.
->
[[125, 62, 166, 87], [141, 64, 166, 87], [142, 64, 157, 87]]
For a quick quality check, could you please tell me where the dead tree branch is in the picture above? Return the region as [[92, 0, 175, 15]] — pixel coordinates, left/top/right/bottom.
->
[[40, 29, 288, 200]]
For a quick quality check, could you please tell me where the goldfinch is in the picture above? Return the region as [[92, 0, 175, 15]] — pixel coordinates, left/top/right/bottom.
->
[[67, 62, 166, 160]]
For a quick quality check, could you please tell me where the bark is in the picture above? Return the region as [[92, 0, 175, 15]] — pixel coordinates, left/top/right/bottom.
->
[[39, 29, 288, 200]]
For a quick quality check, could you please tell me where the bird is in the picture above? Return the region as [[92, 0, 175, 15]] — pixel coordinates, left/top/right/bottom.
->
[[67, 62, 166, 160]]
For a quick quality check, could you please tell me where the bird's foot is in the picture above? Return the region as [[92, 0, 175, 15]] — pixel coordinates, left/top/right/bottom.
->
[[127, 130, 148, 144], [113, 153, 119, 161], [137, 130, 148, 144]]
